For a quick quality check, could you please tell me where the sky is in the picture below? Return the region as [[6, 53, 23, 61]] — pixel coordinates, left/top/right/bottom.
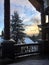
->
[[0, 0, 41, 35], [0, 0, 4, 35]]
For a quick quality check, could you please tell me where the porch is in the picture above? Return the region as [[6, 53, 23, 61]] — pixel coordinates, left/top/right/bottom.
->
[[0, 0, 49, 65]]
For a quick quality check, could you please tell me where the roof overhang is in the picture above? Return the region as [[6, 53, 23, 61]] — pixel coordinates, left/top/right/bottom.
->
[[29, 0, 49, 13], [29, 0, 44, 12]]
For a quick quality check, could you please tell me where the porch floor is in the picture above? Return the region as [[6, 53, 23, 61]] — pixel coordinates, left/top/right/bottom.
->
[[0, 55, 49, 65], [8, 59, 49, 65]]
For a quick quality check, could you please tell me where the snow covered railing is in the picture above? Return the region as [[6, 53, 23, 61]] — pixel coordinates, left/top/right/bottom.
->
[[14, 43, 40, 57], [2, 40, 48, 59], [1, 40, 41, 59]]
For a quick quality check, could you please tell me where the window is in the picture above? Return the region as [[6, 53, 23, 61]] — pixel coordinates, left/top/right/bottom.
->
[[46, 15, 48, 23]]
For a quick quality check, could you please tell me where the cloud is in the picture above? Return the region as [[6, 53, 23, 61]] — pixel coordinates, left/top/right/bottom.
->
[[0, 0, 4, 4], [10, 0, 41, 25], [22, 12, 41, 25], [10, 5, 24, 15], [10, 0, 38, 25], [32, 13, 41, 24], [10, 0, 36, 14], [0, 0, 41, 34], [10, 0, 35, 10], [24, 25, 39, 36]]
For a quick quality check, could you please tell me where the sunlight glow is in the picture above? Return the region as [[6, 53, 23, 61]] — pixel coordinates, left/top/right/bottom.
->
[[24, 25, 39, 36]]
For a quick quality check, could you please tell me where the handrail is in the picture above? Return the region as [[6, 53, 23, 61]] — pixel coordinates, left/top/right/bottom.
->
[[14, 43, 40, 47]]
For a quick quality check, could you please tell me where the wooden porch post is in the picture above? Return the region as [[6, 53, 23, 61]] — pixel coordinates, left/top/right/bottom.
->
[[41, 2, 46, 40], [48, 15, 49, 41], [4, 0, 10, 40]]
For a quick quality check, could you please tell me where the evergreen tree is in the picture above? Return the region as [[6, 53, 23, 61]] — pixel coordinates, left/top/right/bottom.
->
[[11, 11, 25, 43]]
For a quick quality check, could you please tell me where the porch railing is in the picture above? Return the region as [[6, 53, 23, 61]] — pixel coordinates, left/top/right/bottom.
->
[[1, 40, 49, 59], [14, 43, 39, 57]]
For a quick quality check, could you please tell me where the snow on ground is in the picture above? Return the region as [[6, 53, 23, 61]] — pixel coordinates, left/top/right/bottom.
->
[[24, 37, 38, 44]]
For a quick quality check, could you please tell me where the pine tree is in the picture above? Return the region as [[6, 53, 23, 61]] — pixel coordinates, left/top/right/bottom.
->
[[11, 11, 25, 43]]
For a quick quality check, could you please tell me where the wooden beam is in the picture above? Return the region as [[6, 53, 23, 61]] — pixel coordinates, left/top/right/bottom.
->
[[4, 0, 10, 40]]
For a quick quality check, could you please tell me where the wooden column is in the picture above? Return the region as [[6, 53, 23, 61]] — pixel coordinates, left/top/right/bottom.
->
[[48, 15, 49, 41], [41, 3, 46, 40], [48, 15, 49, 55], [4, 0, 10, 40]]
